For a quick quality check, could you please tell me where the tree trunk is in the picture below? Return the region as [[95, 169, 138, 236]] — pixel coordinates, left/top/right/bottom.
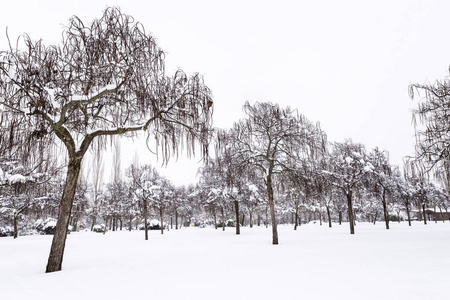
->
[[234, 200, 240, 235], [422, 202, 427, 225], [144, 199, 149, 240], [73, 217, 78, 232], [381, 188, 389, 230], [214, 213, 217, 229], [129, 216, 133, 231], [326, 205, 332, 228], [267, 172, 278, 244], [433, 206, 437, 223], [221, 206, 225, 231], [160, 209, 164, 235], [439, 206, 444, 223], [257, 214, 261, 226], [13, 215, 18, 239], [346, 190, 355, 234], [91, 216, 96, 231], [170, 217, 173, 229], [406, 202, 411, 226], [249, 211, 253, 228], [103, 216, 109, 235], [265, 207, 268, 228], [175, 211, 178, 230], [294, 206, 299, 230], [338, 211, 342, 225], [46, 157, 82, 273]]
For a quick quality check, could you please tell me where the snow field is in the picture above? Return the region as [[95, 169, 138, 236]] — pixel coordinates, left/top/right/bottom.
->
[[1, 222, 449, 300]]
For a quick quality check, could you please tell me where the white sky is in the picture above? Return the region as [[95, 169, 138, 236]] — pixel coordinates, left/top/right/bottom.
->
[[1, 0, 449, 186]]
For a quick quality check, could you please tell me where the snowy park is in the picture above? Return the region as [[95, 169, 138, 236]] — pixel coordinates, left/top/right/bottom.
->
[[1, 2, 450, 300], [1, 221, 449, 300]]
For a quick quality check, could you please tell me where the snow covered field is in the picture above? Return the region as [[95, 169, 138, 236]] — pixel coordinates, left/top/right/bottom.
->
[[1, 221, 449, 300]]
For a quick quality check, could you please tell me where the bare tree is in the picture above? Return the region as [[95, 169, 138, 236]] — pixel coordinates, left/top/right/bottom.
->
[[410, 78, 450, 174], [404, 159, 433, 225], [322, 140, 373, 234], [215, 129, 249, 235], [198, 158, 234, 231], [0, 7, 213, 272], [229, 101, 324, 244], [367, 148, 395, 230]]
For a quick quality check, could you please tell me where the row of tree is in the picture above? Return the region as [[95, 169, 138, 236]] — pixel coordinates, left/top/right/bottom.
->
[[197, 101, 450, 244], [2, 111, 448, 242]]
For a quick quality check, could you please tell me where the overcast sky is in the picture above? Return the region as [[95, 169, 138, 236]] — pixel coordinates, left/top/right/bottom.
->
[[1, 0, 449, 186]]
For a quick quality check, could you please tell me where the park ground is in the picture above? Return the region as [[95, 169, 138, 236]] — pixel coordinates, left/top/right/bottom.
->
[[1, 221, 449, 300]]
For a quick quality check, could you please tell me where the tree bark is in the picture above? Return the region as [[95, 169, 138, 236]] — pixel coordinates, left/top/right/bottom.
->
[[294, 205, 299, 230], [46, 157, 82, 273], [103, 216, 109, 235], [73, 217, 78, 232], [13, 215, 18, 239], [160, 209, 164, 235], [221, 206, 225, 231], [346, 190, 355, 234], [91, 216, 96, 231], [175, 211, 178, 230], [267, 172, 278, 244], [249, 211, 253, 228], [234, 200, 240, 235], [265, 207, 268, 228], [381, 188, 389, 230], [326, 205, 332, 228], [406, 201, 411, 226], [422, 202, 427, 225], [144, 199, 149, 240]]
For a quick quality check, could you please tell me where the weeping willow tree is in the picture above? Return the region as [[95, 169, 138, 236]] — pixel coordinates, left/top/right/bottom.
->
[[410, 76, 450, 187], [229, 101, 326, 244], [0, 7, 213, 273]]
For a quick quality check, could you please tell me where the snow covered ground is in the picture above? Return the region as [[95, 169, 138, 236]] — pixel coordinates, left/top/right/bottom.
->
[[1, 221, 449, 300]]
